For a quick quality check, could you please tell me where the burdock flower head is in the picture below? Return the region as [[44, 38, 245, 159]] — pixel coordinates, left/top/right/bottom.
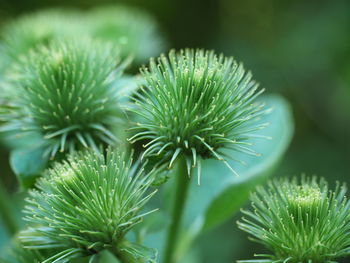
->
[[1, 38, 128, 157], [238, 176, 350, 263], [129, 49, 268, 180], [21, 148, 157, 262]]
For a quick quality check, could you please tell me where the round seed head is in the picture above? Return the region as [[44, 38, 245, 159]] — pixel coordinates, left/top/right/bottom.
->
[[87, 5, 165, 63], [1, 38, 127, 157], [130, 49, 267, 178], [21, 148, 157, 262], [238, 176, 350, 263]]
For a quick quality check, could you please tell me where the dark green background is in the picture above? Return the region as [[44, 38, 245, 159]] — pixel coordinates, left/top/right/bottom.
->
[[0, 0, 349, 262]]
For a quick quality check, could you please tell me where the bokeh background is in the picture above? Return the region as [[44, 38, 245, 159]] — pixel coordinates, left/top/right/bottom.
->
[[0, 0, 349, 262]]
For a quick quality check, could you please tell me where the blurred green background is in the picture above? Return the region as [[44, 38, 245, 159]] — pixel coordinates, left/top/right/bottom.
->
[[0, 0, 349, 262]]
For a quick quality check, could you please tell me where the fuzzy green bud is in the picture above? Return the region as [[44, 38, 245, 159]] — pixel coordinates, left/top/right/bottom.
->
[[129, 49, 268, 180], [21, 148, 157, 262], [238, 176, 350, 263], [1, 38, 128, 157]]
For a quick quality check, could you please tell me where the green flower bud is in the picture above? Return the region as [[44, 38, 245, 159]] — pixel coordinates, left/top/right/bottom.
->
[[238, 176, 350, 263], [21, 148, 157, 262], [1, 38, 128, 157], [129, 49, 268, 180]]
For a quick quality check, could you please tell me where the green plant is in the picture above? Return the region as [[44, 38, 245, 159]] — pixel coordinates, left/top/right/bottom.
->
[[130, 49, 268, 180], [129, 49, 272, 263], [0, 5, 297, 263], [21, 148, 157, 262], [1, 38, 127, 157], [238, 176, 350, 263]]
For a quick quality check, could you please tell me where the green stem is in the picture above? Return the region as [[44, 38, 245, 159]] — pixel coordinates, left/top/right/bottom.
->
[[163, 157, 191, 263], [0, 182, 18, 235], [110, 246, 136, 263], [117, 251, 137, 263]]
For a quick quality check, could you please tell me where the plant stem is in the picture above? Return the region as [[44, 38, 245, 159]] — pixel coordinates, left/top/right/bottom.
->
[[117, 251, 137, 263], [111, 245, 137, 263], [163, 157, 191, 263], [0, 182, 17, 235]]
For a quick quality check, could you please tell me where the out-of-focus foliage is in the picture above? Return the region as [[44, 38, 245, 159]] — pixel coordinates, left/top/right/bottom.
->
[[1, 238, 54, 263], [0, 8, 85, 78], [0, 0, 349, 262], [0, 5, 164, 188], [87, 5, 165, 63]]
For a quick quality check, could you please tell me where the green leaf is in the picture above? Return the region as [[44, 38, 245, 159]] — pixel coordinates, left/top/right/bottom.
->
[[0, 181, 26, 237], [182, 94, 294, 233], [10, 144, 49, 189], [0, 131, 44, 150], [142, 94, 293, 262], [132, 208, 168, 244], [150, 94, 293, 261], [0, 218, 10, 251], [96, 250, 121, 263], [204, 94, 294, 231], [119, 241, 158, 263]]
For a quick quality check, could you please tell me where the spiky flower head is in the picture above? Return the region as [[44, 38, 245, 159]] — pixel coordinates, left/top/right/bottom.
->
[[129, 49, 267, 180], [87, 5, 164, 64], [238, 176, 350, 263], [1, 38, 128, 157], [0, 8, 84, 76], [21, 148, 157, 262]]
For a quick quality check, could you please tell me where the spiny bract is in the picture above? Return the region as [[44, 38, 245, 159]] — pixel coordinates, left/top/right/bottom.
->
[[1, 39, 127, 157], [87, 5, 164, 64], [238, 176, 350, 263], [21, 148, 157, 262], [129, 49, 268, 181]]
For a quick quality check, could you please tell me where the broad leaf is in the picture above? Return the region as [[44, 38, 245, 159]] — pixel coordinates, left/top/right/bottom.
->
[[181, 94, 293, 232], [96, 250, 121, 263], [0, 131, 43, 150], [10, 144, 49, 189], [0, 218, 10, 251], [119, 241, 158, 263], [145, 94, 293, 261]]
